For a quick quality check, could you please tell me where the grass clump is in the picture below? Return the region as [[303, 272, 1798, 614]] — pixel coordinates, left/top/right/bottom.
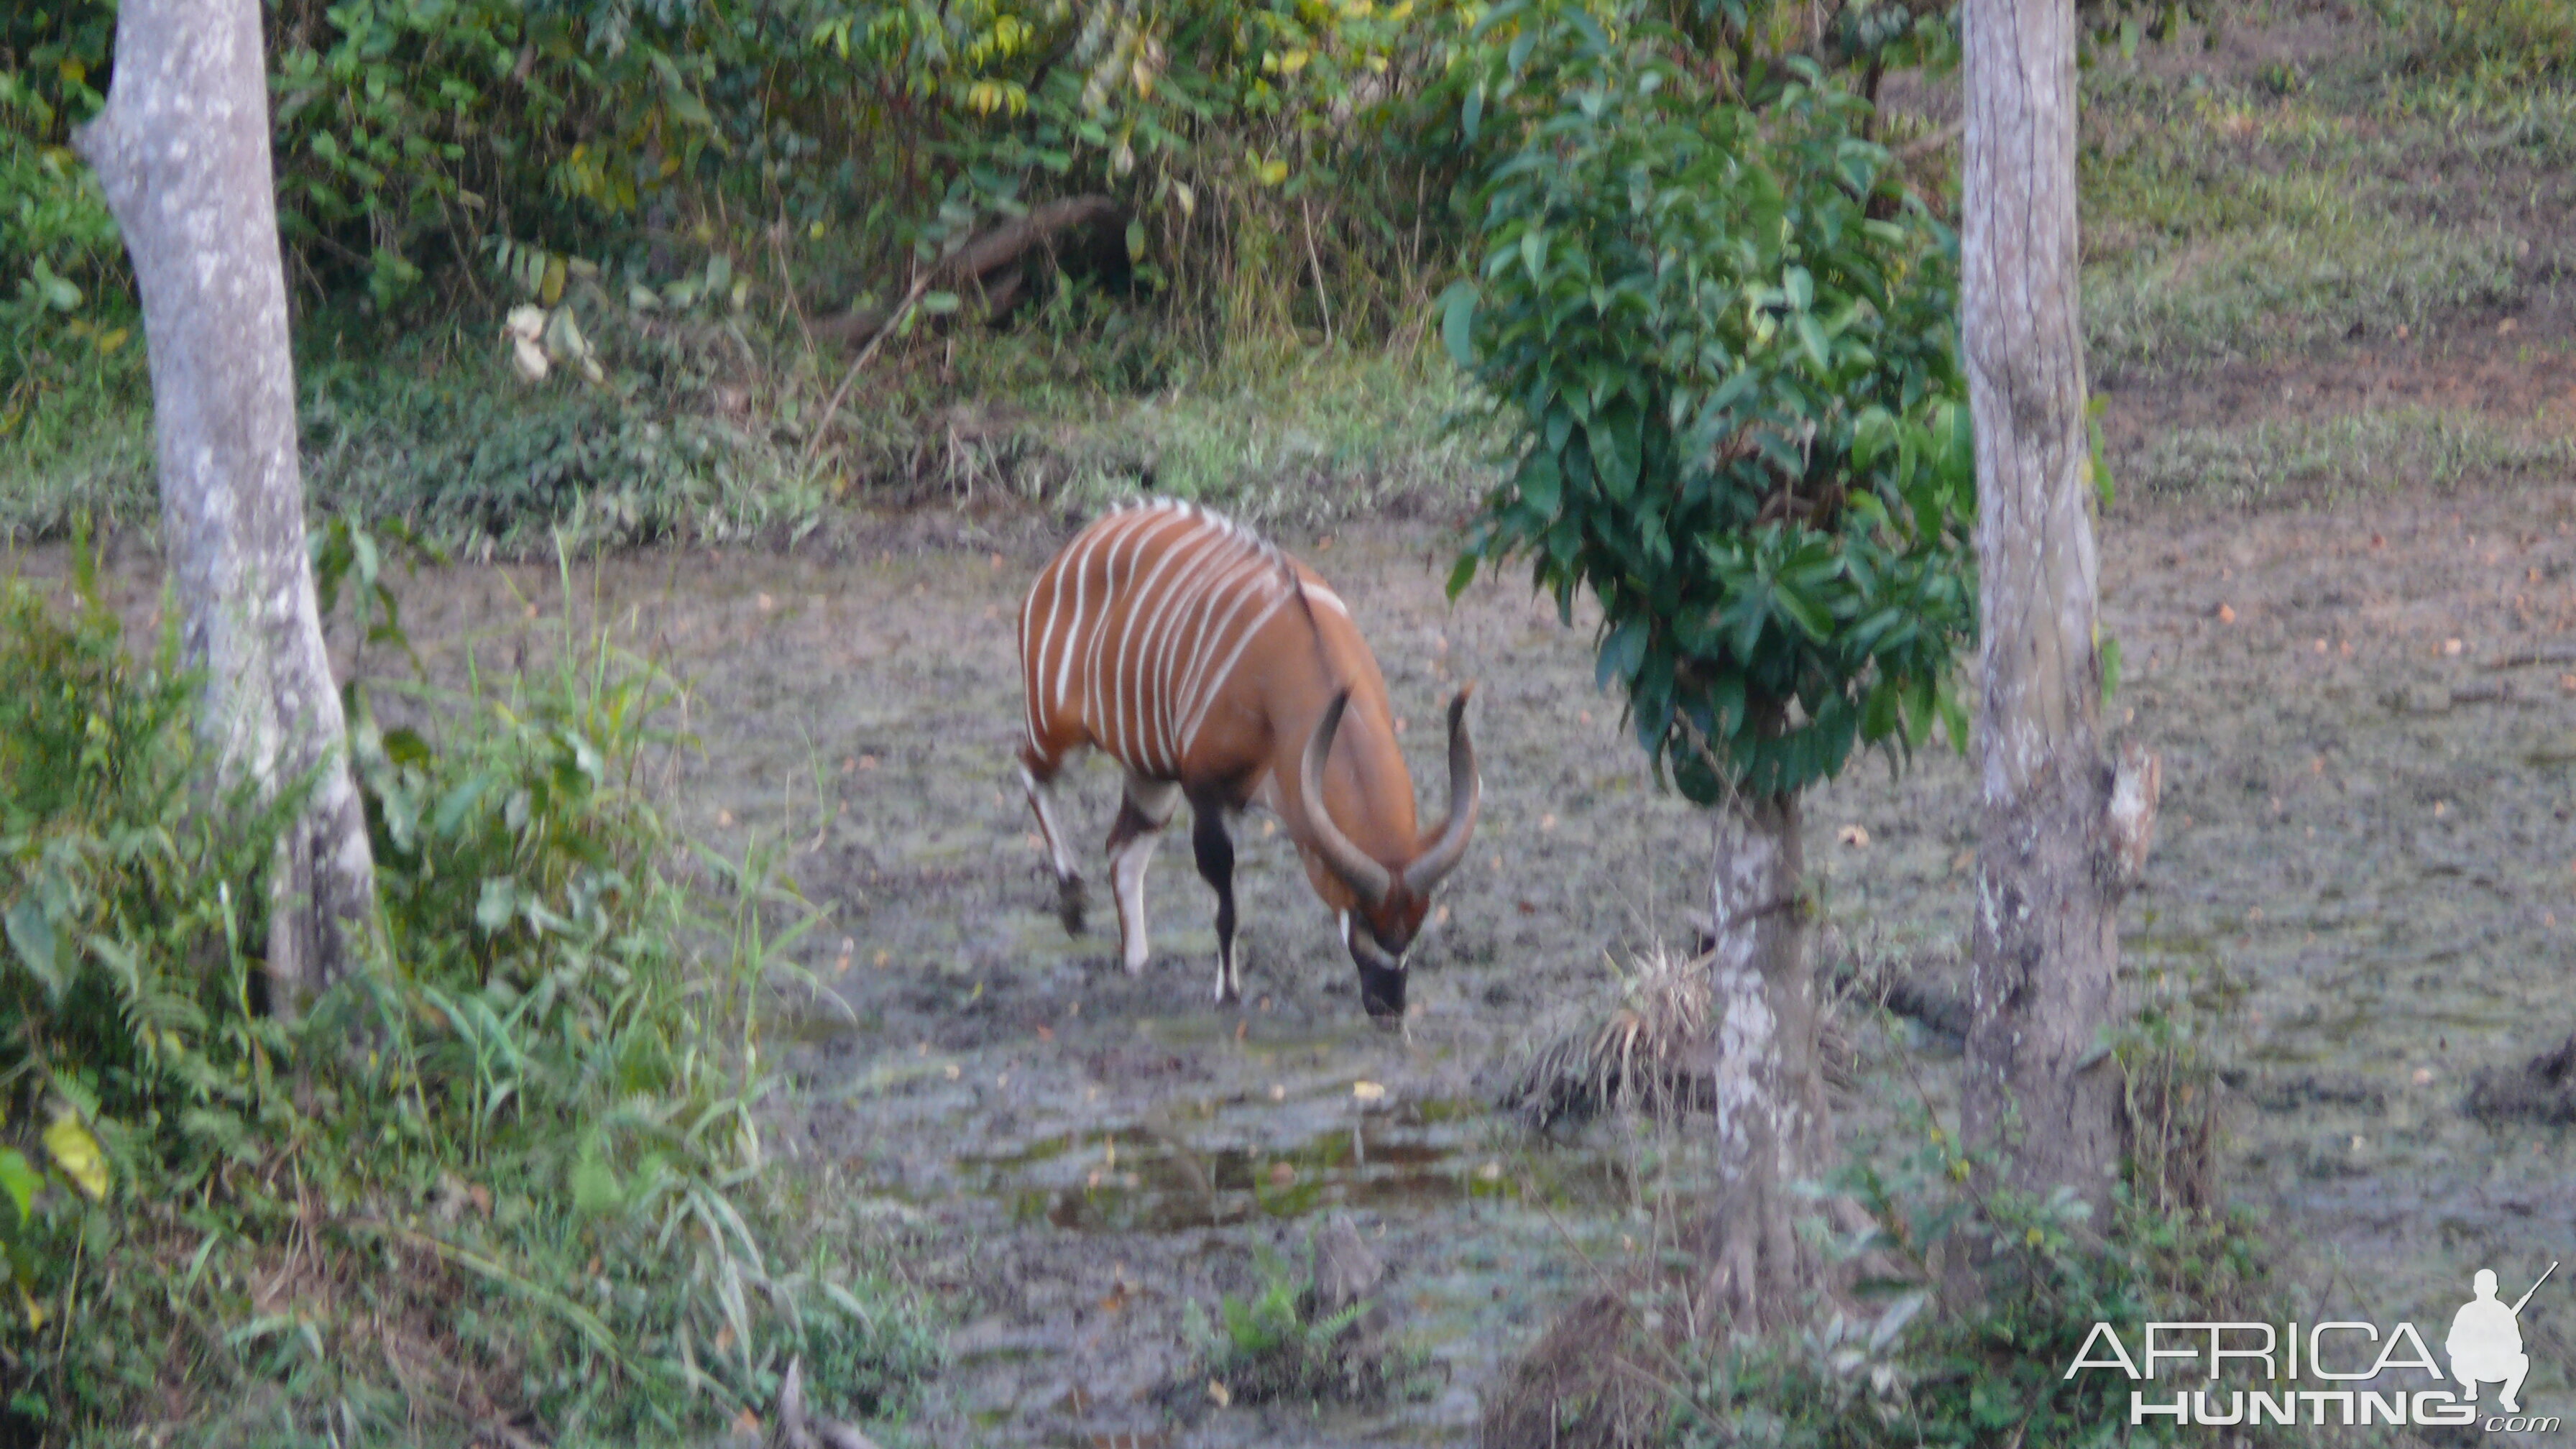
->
[[2085, 220, 2524, 374], [0, 535, 937, 1444], [2122, 405, 2576, 505], [1177, 1222, 1432, 1410], [1502, 944, 1716, 1130], [2383, 0, 2576, 84]]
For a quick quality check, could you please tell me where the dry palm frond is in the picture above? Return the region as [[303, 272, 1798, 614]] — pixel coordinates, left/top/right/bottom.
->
[[1501, 944, 1716, 1128]]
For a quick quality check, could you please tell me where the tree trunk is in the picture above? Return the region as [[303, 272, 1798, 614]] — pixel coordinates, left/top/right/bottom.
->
[[75, 0, 379, 1015], [1957, 0, 2122, 1213], [1692, 791, 1831, 1331]]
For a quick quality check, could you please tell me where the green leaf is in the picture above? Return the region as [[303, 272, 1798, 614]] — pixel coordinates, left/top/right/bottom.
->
[[1795, 313, 1831, 372], [1563, 6, 1611, 55], [474, 878, 518, 933], [1591, 402, 1641, 502], [44, 1112, 107, 1202], [4, 898, 60, 1003], [2099, 631, 2122, 704], [1710, 671, 1747, 742], [431, 770, 492, 837], [1441, 281, 1478, 369], [1125, 219, 1146, 263], [0, 1150, 39, 1226], [1598, 617, 1648, 689], [919, 290, 962, 316], [1899, 677, 1935, 752], [29, 259, 79, 313], [1518, 454, 1563, 513], [1774, 581, 1832, 642], [1861, 680, 1900, 743], [1445, 551, 1479, 600], [1936, 679, 1971, 755], [571, 1140, 622, 1217], [1468, 2, 1524, 42]]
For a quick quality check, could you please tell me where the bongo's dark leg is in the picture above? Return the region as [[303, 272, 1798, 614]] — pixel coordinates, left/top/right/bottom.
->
[[1192, 806, 1241, 1004]]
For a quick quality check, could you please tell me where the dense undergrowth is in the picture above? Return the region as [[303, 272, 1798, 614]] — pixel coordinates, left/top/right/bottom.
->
[[7, 0, 1971, 548], [0, 533, 937, 1444], [9, 1, 2575, 542], [1481, 944, 2278, 1449]]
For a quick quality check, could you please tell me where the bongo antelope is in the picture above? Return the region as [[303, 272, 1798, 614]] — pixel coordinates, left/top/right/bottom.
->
[[1015, 501, 1479, 1018]]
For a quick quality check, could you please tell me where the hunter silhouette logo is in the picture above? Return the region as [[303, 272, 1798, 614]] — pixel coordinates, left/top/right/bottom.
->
[[2449, 1263, 2554, 1415], [2062, 1260, 2563, 1432]]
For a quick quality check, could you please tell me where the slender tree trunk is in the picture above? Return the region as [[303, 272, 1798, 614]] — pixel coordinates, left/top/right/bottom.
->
[[75, 0, 378, 1015], [1957, 0, 2122, 1213], [1693, 791, 1830, 1330]]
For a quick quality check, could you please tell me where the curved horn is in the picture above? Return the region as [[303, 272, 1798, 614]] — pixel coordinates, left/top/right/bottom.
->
[[1403, 686, 1482, 898], [1300, 689, 1392, 910]]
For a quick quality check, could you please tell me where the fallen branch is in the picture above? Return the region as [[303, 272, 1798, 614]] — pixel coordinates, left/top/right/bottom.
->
[[2487, 641, 2576, 669], [810, 195, 1126, 349]]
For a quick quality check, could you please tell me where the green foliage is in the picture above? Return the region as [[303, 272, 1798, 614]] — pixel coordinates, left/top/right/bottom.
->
[[1668, 1208, 2271, 1446], [1655, 934, 2269, 1449], [1660, 1112, 2274, 1449], [1443, 0, 1974, 804], [1182, 1236, 1420, 1407], [0, 65, 141, 443], [3, 0, 1484, 344], [0, 535, 937, 1441]]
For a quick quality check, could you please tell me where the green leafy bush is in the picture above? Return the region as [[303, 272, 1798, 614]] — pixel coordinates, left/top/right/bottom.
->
[[0, 536, 937, 1441], [1443, 0, 1975, 803], [1666, 1149, 2275, 1448]]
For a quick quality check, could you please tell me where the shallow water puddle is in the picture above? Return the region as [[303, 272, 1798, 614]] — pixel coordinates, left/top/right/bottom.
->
[[954, 1100, 1622, 1234]]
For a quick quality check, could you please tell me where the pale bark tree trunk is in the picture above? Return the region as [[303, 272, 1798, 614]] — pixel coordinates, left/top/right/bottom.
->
[[1693, 791, 1831, 1330], [1957, 0, 2122, 1213], [75, 0, 379, 1015]]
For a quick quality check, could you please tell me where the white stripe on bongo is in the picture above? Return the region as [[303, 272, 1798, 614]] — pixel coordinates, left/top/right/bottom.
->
[[1082, 510, 1156, 759], [1132, 524, 1241, 770], [1049, 508, 1133, 711], [1023, 500, 1317, 778], [1100, 504, 1191, 763], [1111, 512, 1210, 773], [1112, 507, 1200, 765], [1179, 585, 1298, 754], [1142, 532, 1246, 765], [1170, 554, 1278, 749]]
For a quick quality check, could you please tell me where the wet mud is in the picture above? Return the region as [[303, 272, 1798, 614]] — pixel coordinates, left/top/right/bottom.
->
[[16, 479, 2576, 1444]]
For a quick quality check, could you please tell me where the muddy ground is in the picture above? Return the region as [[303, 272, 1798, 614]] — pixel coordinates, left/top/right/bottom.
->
[[34, 472, 2575, 1445]]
